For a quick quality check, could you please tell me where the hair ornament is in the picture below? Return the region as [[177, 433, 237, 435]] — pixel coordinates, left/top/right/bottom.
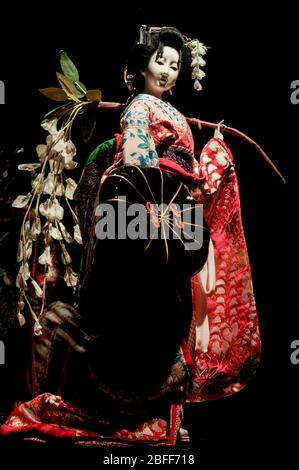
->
[[138, 25, 158, 46], [185, 38, 208, 91]]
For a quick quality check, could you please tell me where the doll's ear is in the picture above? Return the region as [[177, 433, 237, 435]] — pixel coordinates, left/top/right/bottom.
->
[[140, 69, 146, 77]]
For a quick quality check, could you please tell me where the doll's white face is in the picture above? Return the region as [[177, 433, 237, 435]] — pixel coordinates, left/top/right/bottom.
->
[[141, 46, 180, 99]]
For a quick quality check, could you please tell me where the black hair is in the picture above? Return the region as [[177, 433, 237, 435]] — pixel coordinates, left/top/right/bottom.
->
[[125, 26, 191, 98]]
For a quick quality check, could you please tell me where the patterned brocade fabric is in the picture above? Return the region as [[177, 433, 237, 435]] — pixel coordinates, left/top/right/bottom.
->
[[120, 94, 195, 169], [189, 138, 261, 401]]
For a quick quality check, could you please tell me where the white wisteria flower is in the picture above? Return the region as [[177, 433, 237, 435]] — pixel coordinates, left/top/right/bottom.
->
[[42, 172, 65, 196], [31, 217, 41, 240], [16, 262, 30, 288], [36, 138, 54, 163], [41, 118, 59, 136], [73, 224, 82, 244], [190, 42, 207, 57], [55, 181, 65, 196], [16, 225, 33, 263], [17, 300, 25, 312], [43, 172, 56, 195], [65, 178, 77, 199], [53, 139, 77, 170], [34, 321, 43, 336], [24, 240, 33, 260], [12, 193, 32, 208], [49, 155, 65, 175], [197, 43, 207, 56], [18, 163, 41, 171], [191, 68, 205, 80], [17, 312, 26, 327], [59, 222, 73, 243], [38, 245, 52, 265], [194, 80, 202, 91], [31, 174, 44, 194], [60, 243, 72, 265], [31, 278, 43, 298], [24, 219, 31, 239], [49, 223, 63, 240], [16, 272, 26, 290], [36, 129, 64, 163], [64, 266, 79, 287], [14, 111, 83, 332], [17, 240, 24, 263], [191, 56, 206, 67], [39, 198, 64, 222]]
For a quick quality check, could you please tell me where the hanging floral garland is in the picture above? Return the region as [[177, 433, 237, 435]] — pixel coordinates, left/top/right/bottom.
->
[[12, 52, 102, 335]]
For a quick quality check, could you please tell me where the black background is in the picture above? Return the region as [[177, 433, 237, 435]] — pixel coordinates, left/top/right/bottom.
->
[[0, 1, 297, 466]]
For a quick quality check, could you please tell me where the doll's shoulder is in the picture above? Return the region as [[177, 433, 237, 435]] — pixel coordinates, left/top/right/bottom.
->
[[121, 94, 154, 123]]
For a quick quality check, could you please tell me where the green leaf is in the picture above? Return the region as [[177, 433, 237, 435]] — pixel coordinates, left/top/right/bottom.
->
[[75, 81, 87, 98], [76, 90, 86, 99], [39, 87, 68, 101], [60, 50, 80, 83], [56, 72, 79, 101]]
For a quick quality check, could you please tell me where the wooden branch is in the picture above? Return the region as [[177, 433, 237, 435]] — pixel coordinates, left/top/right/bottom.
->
[[92, 102, 286, 184], [187, 117, 286, 184], [96, 101, 125, 110]]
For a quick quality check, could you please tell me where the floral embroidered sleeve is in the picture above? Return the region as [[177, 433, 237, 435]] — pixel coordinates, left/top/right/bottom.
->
[[198, 138, 234, 195], [121, 102, 160, 168]]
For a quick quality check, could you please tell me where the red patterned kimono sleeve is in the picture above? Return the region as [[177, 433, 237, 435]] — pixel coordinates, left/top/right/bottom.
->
[[198, 137, 234, 195], [189, 136, 261, 402]]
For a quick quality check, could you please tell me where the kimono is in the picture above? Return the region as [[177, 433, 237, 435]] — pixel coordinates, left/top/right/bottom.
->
[[0, 94, 261, 446]]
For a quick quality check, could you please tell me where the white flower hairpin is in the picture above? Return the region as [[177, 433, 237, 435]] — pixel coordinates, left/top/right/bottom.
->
[[185, 38, 208, 91]]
